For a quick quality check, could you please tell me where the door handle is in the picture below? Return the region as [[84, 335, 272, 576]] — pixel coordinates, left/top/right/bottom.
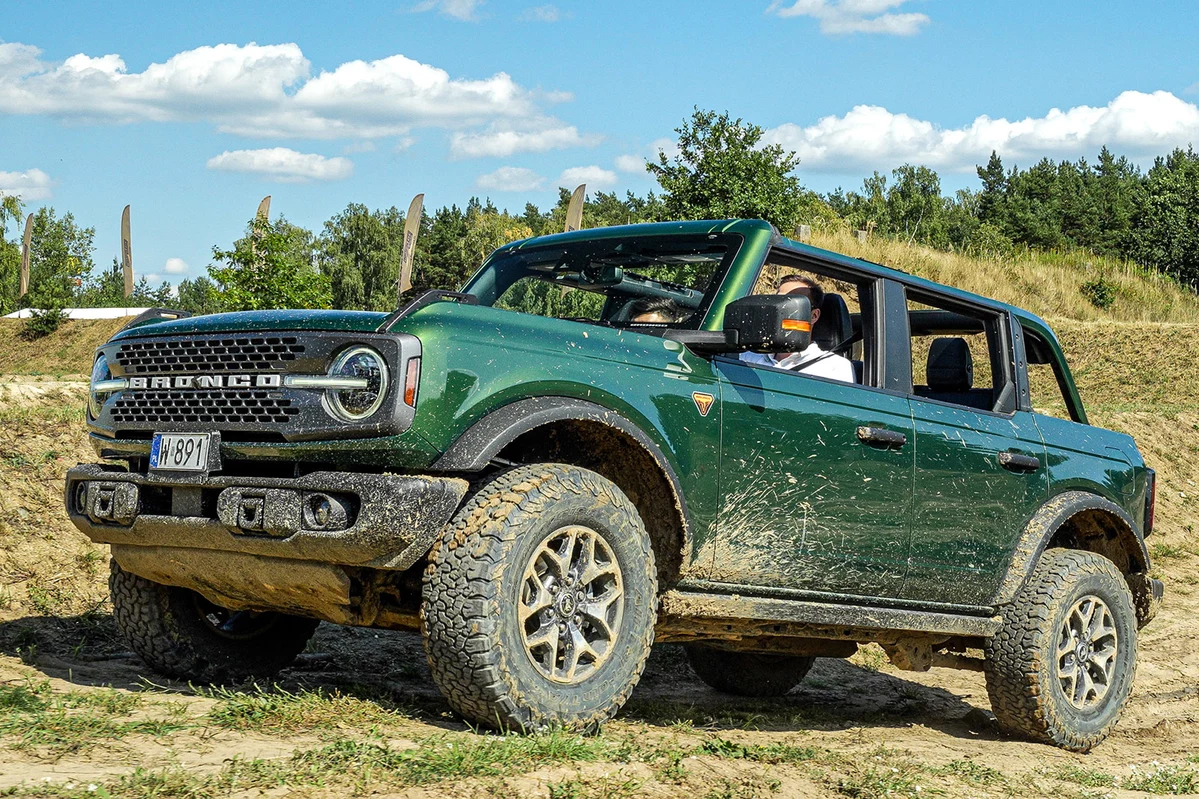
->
[[998, 451, 1040, 472], [856, 426, 907, 448]]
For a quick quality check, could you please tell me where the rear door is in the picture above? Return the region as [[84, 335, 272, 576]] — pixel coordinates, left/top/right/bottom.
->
[[901, 292, 1049, 606]]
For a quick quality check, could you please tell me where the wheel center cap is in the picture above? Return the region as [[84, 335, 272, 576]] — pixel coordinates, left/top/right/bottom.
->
[[1076, 642, 1090, 662], [558, 594, 577, 616]]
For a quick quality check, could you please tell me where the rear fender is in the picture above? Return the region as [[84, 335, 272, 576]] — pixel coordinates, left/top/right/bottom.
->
[[993, 490, 1151, 609]]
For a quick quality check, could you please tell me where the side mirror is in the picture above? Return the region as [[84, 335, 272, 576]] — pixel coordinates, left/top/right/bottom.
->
[[662, 294, 812, 355], [723, 294, 812, 353]]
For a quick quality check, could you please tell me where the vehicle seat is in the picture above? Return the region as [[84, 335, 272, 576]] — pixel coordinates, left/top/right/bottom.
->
[[814, 293, 852, 351], [915, 337, 992, 410]]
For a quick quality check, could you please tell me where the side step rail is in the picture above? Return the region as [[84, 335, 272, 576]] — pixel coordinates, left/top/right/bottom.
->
[[656, 589, 1001, 644]]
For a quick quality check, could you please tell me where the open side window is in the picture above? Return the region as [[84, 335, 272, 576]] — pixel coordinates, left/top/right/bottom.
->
[[741, 251, 884, 388], [1021, 324, 1085, 423], [904, 288, 1017, 415]]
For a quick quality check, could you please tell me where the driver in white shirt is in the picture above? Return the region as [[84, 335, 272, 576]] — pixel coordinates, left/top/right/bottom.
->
[[740, 274, 856, 383]]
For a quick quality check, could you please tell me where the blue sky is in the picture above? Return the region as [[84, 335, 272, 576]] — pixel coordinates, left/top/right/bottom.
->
[[3, 0, 1198, 286]]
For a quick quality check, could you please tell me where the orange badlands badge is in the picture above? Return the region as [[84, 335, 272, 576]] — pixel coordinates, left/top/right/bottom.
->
[[692, 391, 714, 417], [781, 319, 811, 331]]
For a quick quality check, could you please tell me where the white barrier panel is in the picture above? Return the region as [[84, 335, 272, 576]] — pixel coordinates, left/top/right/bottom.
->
[[3, 308, 151, 320]]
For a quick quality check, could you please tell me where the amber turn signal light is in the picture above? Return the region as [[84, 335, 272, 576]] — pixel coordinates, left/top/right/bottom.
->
[[781, 319, 811, 331], [404, 358, 421, 407]]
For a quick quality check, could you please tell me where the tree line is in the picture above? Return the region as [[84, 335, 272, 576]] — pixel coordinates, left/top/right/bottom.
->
[[2, 108, 1197, 332]]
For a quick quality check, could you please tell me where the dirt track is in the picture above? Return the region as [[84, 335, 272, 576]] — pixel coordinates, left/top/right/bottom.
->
[[2, 377, 1198, 797]]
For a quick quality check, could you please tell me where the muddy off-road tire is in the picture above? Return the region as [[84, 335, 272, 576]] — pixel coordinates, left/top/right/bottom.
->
[[109, 560, 319, 683], [421, 464, 657, 731], [685, 646, 814, 697], [984, 548, 1137, 752]]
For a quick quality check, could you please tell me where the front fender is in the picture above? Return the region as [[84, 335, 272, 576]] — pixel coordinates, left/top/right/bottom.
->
[[430, 395, 692, 551]]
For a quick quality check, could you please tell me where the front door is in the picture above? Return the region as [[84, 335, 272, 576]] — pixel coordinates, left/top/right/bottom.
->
[[705, 359, 914, 599]]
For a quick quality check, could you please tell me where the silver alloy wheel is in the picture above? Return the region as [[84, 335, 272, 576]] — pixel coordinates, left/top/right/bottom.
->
[[1055, 595, 1119, 710], [519, 525, 625, 684]]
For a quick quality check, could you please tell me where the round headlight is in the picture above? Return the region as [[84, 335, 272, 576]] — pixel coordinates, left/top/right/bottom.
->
[[89, 354, 111, 419], [326, 346, 388, 421]]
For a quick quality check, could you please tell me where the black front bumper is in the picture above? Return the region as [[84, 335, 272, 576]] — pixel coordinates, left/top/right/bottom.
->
[[65, 464, 468, 570]]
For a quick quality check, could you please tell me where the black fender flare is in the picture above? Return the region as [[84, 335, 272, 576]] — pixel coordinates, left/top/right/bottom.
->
[[992, 490, 1150, 607], [431, 395, 692, 549]]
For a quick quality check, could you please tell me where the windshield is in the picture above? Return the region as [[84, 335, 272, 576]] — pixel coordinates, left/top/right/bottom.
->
[[463, 233, 742, 329]]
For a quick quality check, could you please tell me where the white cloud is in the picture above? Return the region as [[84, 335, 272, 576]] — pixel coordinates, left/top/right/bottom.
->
[[559, 166, 617, 188], [614, 154, 646, 173], [0, 167, 54, 200], [411, 0, 484, 21], [763, 90, 1199, 173], [142, 273, 161, 283], [450, 122, 600, 159], [1185, 81, 1199, 95], [0, 42, 308, 125], [0, 41, 591, 151], [206, 148, 354, 182], [163, 257, 189, 275], [476, 166, 545, 192], [522, 5, 562, 21], [342, 140, 376, 154], [767, 0, 929, 36]]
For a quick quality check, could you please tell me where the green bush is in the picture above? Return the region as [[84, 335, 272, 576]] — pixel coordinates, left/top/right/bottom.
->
[[1081, 275, 1117, 309], [21, 268, 72, 339]]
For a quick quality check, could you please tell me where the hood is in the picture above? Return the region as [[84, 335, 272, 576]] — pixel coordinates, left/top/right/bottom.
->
[[110, 309, 390, 341]]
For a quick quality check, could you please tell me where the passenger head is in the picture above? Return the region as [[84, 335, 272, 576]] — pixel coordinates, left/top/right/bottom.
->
[[629, 297, 685, 324], [775, 274, 823, 325]]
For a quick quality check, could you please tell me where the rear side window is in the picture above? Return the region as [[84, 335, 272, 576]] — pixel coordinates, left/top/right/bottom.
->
[[905, 291, 1014, 414], [1022, 325, 1079, 420]]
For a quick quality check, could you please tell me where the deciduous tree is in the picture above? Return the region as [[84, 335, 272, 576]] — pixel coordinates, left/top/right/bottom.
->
[[648, 108, 805, 231]]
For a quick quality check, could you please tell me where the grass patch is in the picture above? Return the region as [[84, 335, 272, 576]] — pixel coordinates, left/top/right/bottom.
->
[[205, 684, 407, 734], [1052, 763, 1117, 788], [700, 737, 818, 765], [0, 680, 183, 757], [935, 758, 1006, 786], [549, 776, 644, 799], [1124, 765, 1199, 794], [221, 731, 618, 791], [24, 582, 76, 617], [1151, 542, 1191, 561]]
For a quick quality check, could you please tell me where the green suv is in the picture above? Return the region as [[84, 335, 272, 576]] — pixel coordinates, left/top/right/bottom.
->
[[67, 219, 1161, 751]]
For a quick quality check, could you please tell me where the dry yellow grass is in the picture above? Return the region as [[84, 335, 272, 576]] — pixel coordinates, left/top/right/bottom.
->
[[0, 317, 130, 376], [810, 229, 1199, 323]]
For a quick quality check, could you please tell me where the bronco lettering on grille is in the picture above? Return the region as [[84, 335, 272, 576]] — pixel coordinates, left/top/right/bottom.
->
[[126, 375, 283, 390]]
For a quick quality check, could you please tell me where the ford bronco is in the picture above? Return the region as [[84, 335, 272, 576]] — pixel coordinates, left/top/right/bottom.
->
[[67, 219, 1162, 751]]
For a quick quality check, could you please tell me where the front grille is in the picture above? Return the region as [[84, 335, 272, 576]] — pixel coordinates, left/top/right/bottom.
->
[[115, 337, 305, 375], [111, 390, 300, 426]]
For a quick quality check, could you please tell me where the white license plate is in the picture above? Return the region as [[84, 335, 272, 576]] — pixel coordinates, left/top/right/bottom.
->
[[150, 433, 211, 471]]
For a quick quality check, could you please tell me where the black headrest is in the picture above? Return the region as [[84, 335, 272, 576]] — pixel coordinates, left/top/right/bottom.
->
[[813, 293, 851, 350], [927, 337, 973, 392]]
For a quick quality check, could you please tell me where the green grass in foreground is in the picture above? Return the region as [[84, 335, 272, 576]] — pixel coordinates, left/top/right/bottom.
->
[[6, 681, 1199, 798], [0, 680, 188, 757]]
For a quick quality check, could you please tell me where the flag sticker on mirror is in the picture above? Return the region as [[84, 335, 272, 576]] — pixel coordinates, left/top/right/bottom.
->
[[692, 392, 714, 417]]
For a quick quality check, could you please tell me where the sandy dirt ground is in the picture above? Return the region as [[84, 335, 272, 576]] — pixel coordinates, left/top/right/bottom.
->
[[1, 376, 1197, 798]]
